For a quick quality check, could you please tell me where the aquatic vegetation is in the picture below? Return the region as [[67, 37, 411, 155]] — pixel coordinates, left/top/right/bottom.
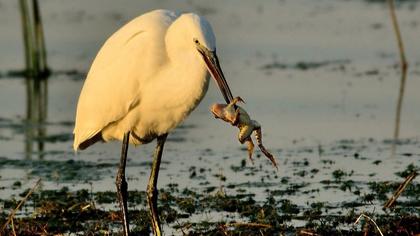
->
[[1, 180, 419, 235]]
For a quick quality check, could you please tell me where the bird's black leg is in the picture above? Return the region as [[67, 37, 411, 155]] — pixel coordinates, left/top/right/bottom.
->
[[147, 133, 168, 236], [116, 132, 131, 236]]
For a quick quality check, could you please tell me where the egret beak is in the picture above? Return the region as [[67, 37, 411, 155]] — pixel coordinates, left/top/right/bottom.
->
[[198, 46, 233, 104]]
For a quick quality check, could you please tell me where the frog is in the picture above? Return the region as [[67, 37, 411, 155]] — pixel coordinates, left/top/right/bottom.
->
[[210, 96, 277, 169]]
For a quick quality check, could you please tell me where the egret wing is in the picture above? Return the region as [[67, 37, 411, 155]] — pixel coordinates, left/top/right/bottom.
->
[[73, 10, 179, 150]]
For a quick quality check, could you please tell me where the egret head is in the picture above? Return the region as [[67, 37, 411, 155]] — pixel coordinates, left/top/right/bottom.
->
[[167, 13, 234, 103]]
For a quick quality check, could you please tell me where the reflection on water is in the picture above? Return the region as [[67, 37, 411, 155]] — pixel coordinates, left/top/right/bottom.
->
[[19, 0, 50, 159], [24, 75, 48, 159]]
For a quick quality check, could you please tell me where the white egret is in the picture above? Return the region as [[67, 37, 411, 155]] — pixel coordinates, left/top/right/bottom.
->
[[73, 9, 234, 236]]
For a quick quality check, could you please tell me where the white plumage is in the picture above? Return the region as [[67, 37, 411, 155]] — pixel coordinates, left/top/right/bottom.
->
[[73, 10, 225, 150]]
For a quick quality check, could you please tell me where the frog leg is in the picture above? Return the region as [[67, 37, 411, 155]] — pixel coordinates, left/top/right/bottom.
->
[[238, 125, 254, 144], [245, 137, 255, 165], [255, 126, 278, 169]]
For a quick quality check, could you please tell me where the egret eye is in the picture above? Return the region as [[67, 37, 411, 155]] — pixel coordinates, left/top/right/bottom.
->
[[194, 38, 200, 45]]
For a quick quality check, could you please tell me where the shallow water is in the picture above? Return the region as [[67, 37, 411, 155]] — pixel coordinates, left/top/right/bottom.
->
[[0, 0, 419, 233]]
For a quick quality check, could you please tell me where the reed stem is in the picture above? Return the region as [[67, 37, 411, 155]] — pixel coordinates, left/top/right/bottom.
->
[[388, 0, 408, 156]]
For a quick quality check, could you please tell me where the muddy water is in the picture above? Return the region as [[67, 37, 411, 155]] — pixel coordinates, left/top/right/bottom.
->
[[0, 0, 419, 232]]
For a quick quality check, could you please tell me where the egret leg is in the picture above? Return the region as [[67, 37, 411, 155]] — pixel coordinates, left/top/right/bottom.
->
[[116, 132, 130, 236], [147, 133, 168, 236]]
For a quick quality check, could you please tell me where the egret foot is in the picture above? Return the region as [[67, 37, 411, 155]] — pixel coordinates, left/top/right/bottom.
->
[[116, 132, 131, 236], [147, 133, 168, 236]]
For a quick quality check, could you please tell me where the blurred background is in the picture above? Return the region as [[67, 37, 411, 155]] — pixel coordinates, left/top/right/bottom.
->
[[0, 0, 419, 234]]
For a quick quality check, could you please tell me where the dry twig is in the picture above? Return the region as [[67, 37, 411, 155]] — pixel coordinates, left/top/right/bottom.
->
[[384, 171, 417, 208], [354, 213, 384, 236], [1, 178, 42, 233], [298, 229, 320, 236], [11, 218, 17, 236], [218, 222, 272, 235]]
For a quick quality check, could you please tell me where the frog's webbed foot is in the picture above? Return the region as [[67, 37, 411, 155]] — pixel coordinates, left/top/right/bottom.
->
[[259, 144, 277, 169], [232, 96, 245, 105], [245, 137, 255, 165], [255, 127, 278, 169]]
